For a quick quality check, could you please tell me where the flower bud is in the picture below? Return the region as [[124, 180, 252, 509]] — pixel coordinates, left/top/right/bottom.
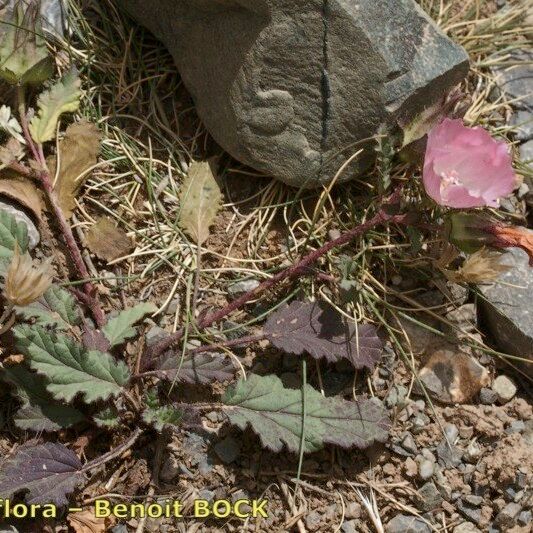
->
[[0, 2, 54, 85], [4, 244, 53, 307]]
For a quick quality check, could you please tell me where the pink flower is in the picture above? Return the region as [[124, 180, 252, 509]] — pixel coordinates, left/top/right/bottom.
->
[[423, 118, 517, 208]]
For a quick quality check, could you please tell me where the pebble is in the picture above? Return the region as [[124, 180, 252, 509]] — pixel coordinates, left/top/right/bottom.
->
[[404, 457, 418, 478], [213, 436, 241, 464], [492, 375, 517, 404], [495, 502, 521, 528], [418, 482, 443, 512], [453, 523, 482, 533], [464, 440, 482, 462], [456, 499, 482, 523], [444, 424, 459, 444], [305, 510, 322, 531], [344, 502, 362, 520], [518, 510, 532, 526], [411, 413, 431, 434], [436, 440, 463, 468], [400, 433, 418, 455], [228, 279, 260, 296], [506, 420, 525, 434], [385, 385, 408, 408], [479, 387, 499, 405], [340, 520, 358, 533], [198, 490, 215, 502], [386, 514, 431, 533], [418, 459, 435, 480]]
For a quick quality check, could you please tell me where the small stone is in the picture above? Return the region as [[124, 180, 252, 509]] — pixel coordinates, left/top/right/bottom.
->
[[421, 449, 436, 463], [444, 424, 459, 444], [436, 440, 463, 468], [418, 482, 443, 512], [305, 510, 322, 531], [463, 495, 483, 507], [418, 459, 435, 480], [400, 433, 418, 455], [464, 440, 482, 462], [454, 520, 482, 533], [445, 304, 476, 332], [413, 350, 489, 404], [512, 109, 533, 142], [479, 387, 499, 405], [492, 375, 517, 404], [198, 489, 215, 502], [145, 326, 168, 347], [385, 385, 408, 408], [458, 426, 474, 439], [411, 413, 431, 434], [386, 514, 431, 533], [214, 436, 241, 464], [456, 499, 482, 523], [518, 510, 532, 526], [520, 139, 533, 165], [165, 296, 180, 315], [506, 420, 526, 434], [404, 457, 418, 478], [345, 502, 362, 520], [228, 279, 260, 296], [495, 502, 521, 528], [341, 520, 358, 533]]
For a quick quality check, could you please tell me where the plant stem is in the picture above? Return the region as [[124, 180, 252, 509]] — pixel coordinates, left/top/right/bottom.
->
[[147, 189, 406, 359], [15, 86, 106, 328]]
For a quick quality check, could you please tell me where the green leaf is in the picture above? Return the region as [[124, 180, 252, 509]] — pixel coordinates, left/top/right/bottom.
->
[[102, 303, 156, 347], [29, 69, 82, 143], [178, 161, 222, 245], [2, 365, 84, 432], [93, 406, 120, 429], [14, 325, 130, 404], [15, 285, 82, 329], [0, 209, 29, 260], [0, 3, 53, 85], [222, 374, 389, 454], [142, 389, 182, 431]]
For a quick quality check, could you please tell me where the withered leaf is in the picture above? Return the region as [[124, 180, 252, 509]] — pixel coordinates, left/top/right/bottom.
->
[[49, 120, 101, 219], [264, 300, 383, 371], [0, 442, 84, 506], [155, 351, 236, 385], [68, 508, 112, 533], [0, 177, 44, 219], [178, 161, 222, 245], [0, 138, 23, 166], [85, 217, 133, 262]]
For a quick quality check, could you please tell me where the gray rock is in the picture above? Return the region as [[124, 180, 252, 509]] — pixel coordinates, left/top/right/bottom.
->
[[198, 489, 215, 502], [520, 139, 533, 165], [386, 514, 431, 533], [116, 0, 469, 188], [444, 424, 459, 444], [385, 385, 408, 408], [511, 109, 533, 142], [400, 433, 418, 455], [436, 440, 462, 468], [417, 482, 443, 512], [0, 203, 39, 250], [478, 248, 533, 378], [506, 420, 526, 434], [214, 436, 241, 464], [228, 279, 261, 296], [494, 50, 533, 111], [2, 0, 64, 37], [464, 440, 482, 462], [418, 459, 435, 480], [305, 510, 322, 531], [341, 520, 358, 533], [492, 375, 517, 404], [456, 499, 482, 523], [518, 510, 532, 526], [495, 502, 521, 528], [453, 523, 481, 533], [479, 387, 499, 405]]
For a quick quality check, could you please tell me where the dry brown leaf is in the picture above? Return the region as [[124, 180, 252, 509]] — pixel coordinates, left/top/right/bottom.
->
[[67, 508, 114, 533], [178, 160, 222, 245], [0, 177, 44, 219], [86, 217, 133, 262], [49, 120, 101, 219], [2, 353, 24, 365]]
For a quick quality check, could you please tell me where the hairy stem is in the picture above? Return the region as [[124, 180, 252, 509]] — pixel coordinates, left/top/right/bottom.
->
[[147, 189, 406, 359], [15, 87, 105, 328]]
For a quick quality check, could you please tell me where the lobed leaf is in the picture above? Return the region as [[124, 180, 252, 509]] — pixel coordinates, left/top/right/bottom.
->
[[14, 325, 130, 404], [178, 161, 222, 245], [0, 209, 29, 260], [93, 406, 120, 429], [155, 352, 236, 385], [2, 365, 84, 432], [29, 69, 82, 143], [15, 284, 82, 329], [142, 389, 182, 431], [222, 374, 390, 453], [0, 442, 83, 506], [102, 303, 156, 347], [264, 300, 383, 370]]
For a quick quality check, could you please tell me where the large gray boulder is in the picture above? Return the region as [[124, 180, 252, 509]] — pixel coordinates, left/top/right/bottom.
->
[[116, 0, 469, 187]]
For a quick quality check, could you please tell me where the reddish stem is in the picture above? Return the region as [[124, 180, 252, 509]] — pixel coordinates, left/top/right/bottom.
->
[[147, 190, 406, 359]]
